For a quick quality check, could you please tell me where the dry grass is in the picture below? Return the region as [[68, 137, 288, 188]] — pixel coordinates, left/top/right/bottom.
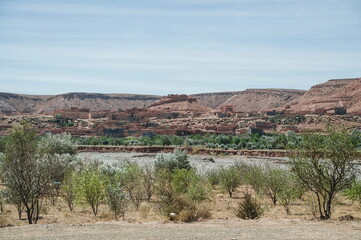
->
[[2, 185, 361, 227]]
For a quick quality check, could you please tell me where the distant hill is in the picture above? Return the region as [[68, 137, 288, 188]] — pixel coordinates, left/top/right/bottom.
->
[[284, 78, 361, 114], [191, 91, 242, 109], [0, 92, 161, 114], [1, 77, 360, 114], [219, 89, 306, 112], [148, 94, 211, 113]]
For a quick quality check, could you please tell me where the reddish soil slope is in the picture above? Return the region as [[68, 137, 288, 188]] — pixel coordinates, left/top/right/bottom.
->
[[285, 78, 361, 113]]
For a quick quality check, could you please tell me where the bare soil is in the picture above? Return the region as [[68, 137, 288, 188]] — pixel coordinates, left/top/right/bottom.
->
[[1, 218, 361, 240]]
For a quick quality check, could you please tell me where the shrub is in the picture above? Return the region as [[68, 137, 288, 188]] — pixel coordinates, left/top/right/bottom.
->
[[141, 165, 155, 202], [206, 169, 220, 187], [105, 181, 128, 220], [278, 175, 303, 214], [344, 181, 361, 206], [155, 150, 191, 173], [234, 192, 264, 220], [61, 171, 77, 212], [262, 168, 288, 205], [121, 162, 144, 210], [155, 168, 210, 220], [0, 215, 13, 228], [77, 167, 106, 216], [218, 166, 242, 198], [244, 165, 265, 194], [178, 202, 211, 222], [172, 169, 210, 203]]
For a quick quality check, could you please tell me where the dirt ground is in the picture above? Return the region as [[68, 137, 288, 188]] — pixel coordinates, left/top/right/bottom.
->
[[1, 218, 361, 240]]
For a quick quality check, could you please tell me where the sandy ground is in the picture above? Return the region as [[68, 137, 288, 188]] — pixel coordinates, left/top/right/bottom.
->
[[1, 219, 361, 240]]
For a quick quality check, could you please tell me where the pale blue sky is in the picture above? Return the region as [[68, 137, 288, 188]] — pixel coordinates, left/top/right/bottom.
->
[[0, 0, 360, 95]]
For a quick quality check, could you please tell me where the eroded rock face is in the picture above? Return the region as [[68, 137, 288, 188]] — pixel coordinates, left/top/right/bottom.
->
[[192, 92, 242, 109], [285, 78, 361, 114], [220, 89, 306, 112]]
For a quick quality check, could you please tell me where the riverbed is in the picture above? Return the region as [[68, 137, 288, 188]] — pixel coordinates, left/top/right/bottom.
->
[[78, 152, 290, 173]]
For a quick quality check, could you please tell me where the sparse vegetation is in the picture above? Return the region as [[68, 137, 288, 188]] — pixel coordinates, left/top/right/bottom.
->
[[0, 124, 360, 226]]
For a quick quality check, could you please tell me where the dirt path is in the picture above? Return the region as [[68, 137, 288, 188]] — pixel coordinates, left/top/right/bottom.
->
[[1, 219, 361, 240]]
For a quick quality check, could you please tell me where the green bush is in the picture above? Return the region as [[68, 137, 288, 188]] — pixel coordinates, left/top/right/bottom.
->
[[155, 150, 191, 173], [61, 170, 78, 212], [244, 165, 265, 194], [76, 167, 106, 216], [278, 175, 304, 214], [206, 169, 220, 187], [234, 192, 264, 220], [105, 181, 129, 220], [344, 181, 361, 206], [262, 168, 289, 205], [218, 166, 242, 198]]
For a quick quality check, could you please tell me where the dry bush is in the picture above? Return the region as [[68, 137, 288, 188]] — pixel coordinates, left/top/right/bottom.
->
[[139, 202, 151, 219], [0, 215, 13, 228], [178, 203, 211, 222]]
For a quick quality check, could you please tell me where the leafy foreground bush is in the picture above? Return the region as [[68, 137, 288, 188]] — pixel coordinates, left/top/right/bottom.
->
[[234, 192, 264, 220], [154, 152, 211, 222], [0, 123, 77, 224], [218, 166, 242, 198], [290, 127, 358, 220]]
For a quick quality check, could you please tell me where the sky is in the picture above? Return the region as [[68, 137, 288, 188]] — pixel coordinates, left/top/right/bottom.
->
[[0, 0, 360, 95]]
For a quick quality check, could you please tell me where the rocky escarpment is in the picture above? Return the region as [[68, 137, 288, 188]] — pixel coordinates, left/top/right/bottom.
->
[[285, 78, 361, 113], [192, 91, 241, 109], [220, 89, 306, 112]]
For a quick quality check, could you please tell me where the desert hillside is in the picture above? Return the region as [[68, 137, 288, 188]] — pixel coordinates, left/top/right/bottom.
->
[[285, 78, 361, 113], [0, 92, 161, 114], [220, 89, 306, 112], [149, 94, 211, 113], [191, 91, 242, 109], [1, 77, 360, 114]]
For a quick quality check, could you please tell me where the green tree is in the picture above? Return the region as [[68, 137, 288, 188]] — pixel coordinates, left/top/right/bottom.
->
[[0, 124, 74, 224], [290, 128, 358, 219], [61, 170, 78, 212], [218, 166, 242, 198], [77, 167, 106, 216], [262, 168, 288, 205]]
